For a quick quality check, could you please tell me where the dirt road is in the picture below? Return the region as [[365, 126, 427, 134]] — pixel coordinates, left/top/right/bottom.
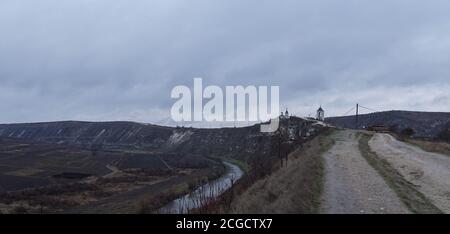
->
[[369, 133, 450, 213], [320, 130, 410, 214]]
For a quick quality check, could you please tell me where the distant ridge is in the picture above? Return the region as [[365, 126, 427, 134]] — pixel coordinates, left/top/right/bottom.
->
[[0, 117, 328, 163], [0, 121, 173, 150], [326, 110, 450, 139]]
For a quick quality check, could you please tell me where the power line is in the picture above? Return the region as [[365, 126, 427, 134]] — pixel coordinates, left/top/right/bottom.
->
[[358, 105, 378, 113], [342, 106, 356, 116]]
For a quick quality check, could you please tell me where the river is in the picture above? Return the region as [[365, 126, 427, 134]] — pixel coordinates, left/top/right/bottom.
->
[[159, 161, 244, 214]]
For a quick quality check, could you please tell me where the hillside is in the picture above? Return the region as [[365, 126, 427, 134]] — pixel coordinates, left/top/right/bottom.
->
[[0, 121, 173, 150], [326, 110, 450, 139], [0, 118, 325, 163], [438, 122, 450, 142], [0, 117, 328, 213]]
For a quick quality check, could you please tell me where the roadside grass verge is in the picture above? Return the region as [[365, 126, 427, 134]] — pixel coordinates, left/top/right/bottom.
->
[[227, 128, 335, 213], [358, 132, 443, 214], [399, 137, 450, 157], [310, 130, 336, 213]]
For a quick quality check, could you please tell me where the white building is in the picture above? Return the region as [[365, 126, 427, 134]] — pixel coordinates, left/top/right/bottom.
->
[[280, 108, 290, 119], [316, 106, 325, 121]]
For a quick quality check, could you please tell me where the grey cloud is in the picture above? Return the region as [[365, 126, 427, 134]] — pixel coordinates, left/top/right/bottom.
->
[[0, 0, 449, 123]]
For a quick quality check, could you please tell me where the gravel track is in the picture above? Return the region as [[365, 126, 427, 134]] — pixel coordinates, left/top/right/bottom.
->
[[320, 130, 410, 214], [369, 133, 450, 213]]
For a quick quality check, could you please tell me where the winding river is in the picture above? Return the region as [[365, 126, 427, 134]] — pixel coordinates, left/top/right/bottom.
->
[[159, 161, 244, 214]]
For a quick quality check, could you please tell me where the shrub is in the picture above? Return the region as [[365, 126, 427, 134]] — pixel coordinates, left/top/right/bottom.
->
[[438, 123, 450, 142], [400, 127, 416, 138]]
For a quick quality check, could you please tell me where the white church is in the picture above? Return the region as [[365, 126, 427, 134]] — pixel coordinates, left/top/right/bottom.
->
[[316, 106, 325, 121]]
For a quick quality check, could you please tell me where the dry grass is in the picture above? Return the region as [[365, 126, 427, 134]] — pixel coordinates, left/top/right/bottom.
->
[[358, 132, 442, 214], [136, 165, 226, 214], [404, 138, 450, 157], [136, 183, 190, 214], [227, 129, 335, 214]]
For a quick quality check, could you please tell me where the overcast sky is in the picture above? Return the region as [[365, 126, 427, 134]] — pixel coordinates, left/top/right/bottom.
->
[[1, 0, 450, 124]]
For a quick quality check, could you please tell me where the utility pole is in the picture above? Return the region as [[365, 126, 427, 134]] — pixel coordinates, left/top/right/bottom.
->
[[275, 129, 282, 167], [279, 132, 282, 167], [355, 103, 359, 129]]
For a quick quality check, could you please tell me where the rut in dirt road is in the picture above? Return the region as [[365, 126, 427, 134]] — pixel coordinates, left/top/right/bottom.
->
[[320, 130, 410, 214], [369, 134, 450, 213]]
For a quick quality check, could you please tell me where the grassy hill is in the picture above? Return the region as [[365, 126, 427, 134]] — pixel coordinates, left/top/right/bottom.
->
[[326, 110, 450, 139]]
